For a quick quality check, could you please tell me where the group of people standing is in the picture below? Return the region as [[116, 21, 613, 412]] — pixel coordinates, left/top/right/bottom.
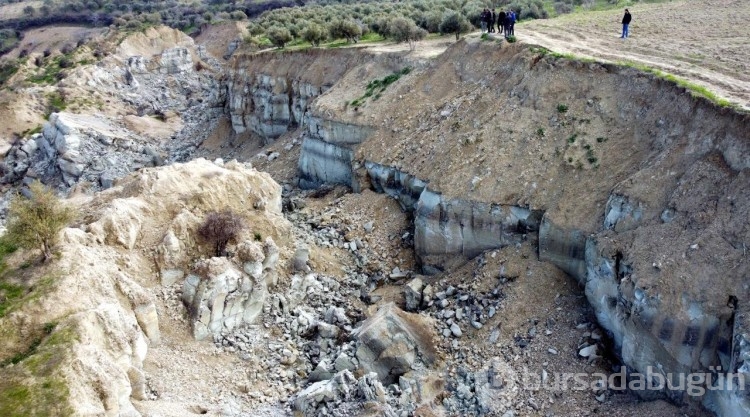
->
[[480, 8, 517, 38]]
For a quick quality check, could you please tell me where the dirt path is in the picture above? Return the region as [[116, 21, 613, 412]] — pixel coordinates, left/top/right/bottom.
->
[[516, 0, 750, 110]]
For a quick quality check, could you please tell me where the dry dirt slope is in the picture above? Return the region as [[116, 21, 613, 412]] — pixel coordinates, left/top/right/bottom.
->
[[516, 0, 750, 110]]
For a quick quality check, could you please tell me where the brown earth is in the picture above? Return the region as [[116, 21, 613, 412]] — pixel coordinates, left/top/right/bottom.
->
[[0, 1, 44, 21], [0, 3, 747, 414], [193, 20, 249, 60], [517, 0, 750, 110], [4, 25, 107, 60]]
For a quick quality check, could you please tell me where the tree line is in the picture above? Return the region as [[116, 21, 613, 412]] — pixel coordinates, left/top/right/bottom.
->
[[249, 0, 548, 48], [0, 0, 548, 42]]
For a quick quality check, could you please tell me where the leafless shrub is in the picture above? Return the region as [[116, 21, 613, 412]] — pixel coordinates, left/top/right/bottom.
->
[[197, 210, 244, 257]]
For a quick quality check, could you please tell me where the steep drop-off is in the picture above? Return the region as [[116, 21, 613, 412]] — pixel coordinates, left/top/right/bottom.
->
[[224, 41, 750, 415]]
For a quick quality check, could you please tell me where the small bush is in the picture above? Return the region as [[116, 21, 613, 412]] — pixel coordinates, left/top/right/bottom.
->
[[567, 134, 577, 143], [45, 91, 67, 117], [506, 35, 517, 43], [557, 103, 568, 113], [230, 10, 247, 20], [198, 210, 244, 257], [536, 128, 545, 137], [5, 181, 74, 262], [0, 61, 19, 87], [554, 1, 573, 15]]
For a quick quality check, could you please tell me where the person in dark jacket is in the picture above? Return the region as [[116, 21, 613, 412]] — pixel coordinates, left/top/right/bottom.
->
[[498, 10, 507, 36], [484, 8, 493, 33], [508, 10, 516, 36], [480, 8, 488, 33], [490, 9, 497, 33], [621, 9, 631, 38]]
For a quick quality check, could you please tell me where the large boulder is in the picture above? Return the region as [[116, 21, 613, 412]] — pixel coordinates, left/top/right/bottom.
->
[[181, 257, 267, 341], [293, 370, 394, 417], [353, 303, 437, 385], [159, 47, 193, 74]]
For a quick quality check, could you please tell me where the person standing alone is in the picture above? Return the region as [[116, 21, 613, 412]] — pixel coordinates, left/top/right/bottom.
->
[[621, 9, 631, 38]]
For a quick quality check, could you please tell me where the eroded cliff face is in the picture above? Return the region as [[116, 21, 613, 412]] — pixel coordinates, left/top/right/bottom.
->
[[224, 42, 750, 414], [225, 50, 402, 144], [0, 159, 291, 416]]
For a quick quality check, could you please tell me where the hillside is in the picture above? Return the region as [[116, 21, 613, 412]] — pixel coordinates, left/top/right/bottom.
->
[[0, 1, 748, 416]]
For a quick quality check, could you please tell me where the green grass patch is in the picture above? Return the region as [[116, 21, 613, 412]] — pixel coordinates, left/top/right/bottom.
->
[[596, 136, 608, 143], [0, 323, 75, 417], [0, 61, 19, 88], [21, 125, 43, 137], [567, 134, 577, 143], [0, 236, 20, 316], [0, 281, 24, 318], [530, 46, 596, 63], [617, 60, 738, 109], [326, 39, 351, 49], [0, 271, 59, 321], [26, 56, 67, 85], [530, 46, 739, 110], [0, 376, 71, 417], [1, 337, 41, 366], [285, 38, 312, 49], [557, 103, 569, 113], [350, 67, 411, 108], [359, 32, 385, 43], [320, 33, 385, 49], [536, 128, 545, 137], [45, 91, 67, 117]]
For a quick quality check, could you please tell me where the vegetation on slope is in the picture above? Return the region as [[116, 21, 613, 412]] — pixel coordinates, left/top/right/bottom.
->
[[0, 0, 670, 56], [0, 186, 75, 417]]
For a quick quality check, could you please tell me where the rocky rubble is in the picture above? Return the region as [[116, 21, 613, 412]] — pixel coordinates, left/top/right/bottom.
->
[[3, 32, 741, 417], [1, 27, 223, 194]]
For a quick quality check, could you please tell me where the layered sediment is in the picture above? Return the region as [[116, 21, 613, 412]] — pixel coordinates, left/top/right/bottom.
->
[[223, 42, 750, 414]]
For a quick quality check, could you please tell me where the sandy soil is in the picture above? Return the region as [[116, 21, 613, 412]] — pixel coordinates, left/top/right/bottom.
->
[[0, 0, 44, 21], [4, 25, 107, 59], [194, 21, 249, 60], [516, 0, 750, 110]]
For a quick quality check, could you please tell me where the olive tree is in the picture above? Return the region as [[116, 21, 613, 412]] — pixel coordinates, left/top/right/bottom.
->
[[267, 26, 292, 48], [303, 23, 327, 46], [328, 19, 362, 43], [386, 17, 427, 51], [439, 12, 472, 41], [6, 181, 74, 262]]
